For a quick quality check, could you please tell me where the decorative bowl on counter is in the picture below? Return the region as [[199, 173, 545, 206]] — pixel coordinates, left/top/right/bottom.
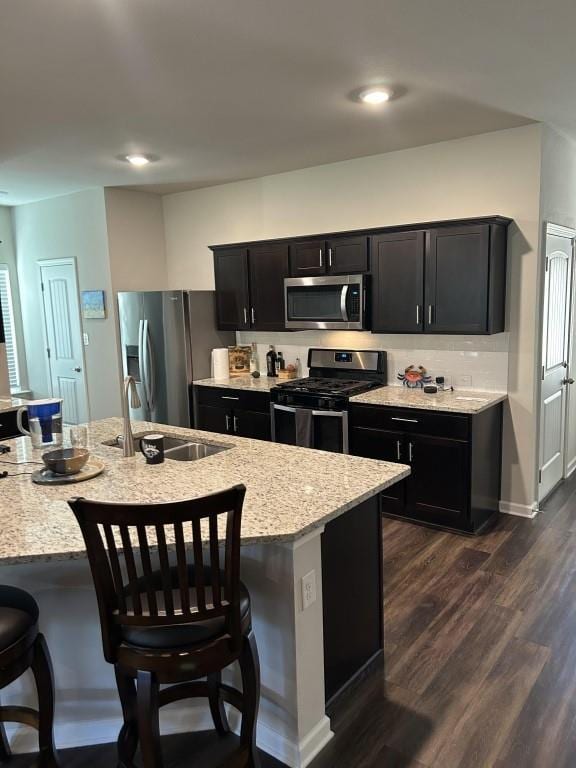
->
[[41, 448, 90, 476]]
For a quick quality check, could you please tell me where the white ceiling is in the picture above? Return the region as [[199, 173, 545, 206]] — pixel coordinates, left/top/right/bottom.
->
[[2, 0, 575, 205]]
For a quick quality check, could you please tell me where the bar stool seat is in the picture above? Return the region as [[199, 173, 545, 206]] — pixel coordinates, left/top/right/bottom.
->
[[0, 586, 60, 767], [121, 569, 252, 649]]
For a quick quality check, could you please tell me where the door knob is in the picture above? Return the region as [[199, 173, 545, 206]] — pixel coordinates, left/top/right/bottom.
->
[[562, 378, 575, 385], [73, 367, 82, 373]]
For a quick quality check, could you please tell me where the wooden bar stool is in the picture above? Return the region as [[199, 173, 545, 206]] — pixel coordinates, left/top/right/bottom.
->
[[0, 585, 59, 766], [69, 484, 261, 768]]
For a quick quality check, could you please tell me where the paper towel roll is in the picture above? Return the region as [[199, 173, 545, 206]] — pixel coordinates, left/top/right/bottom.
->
[[211, 348, 230, 380]]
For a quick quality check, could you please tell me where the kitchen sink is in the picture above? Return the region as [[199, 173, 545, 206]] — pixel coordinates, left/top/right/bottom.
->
[[164, 442, 228, 462], [103, 432, 231, 462]]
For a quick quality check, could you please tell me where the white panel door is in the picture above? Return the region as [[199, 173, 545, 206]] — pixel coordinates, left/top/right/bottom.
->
[[539, 227, 574, 501], [40, 261, 89, 424]]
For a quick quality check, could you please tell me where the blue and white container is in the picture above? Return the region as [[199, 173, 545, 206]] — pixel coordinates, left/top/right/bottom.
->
[[17, 399, 63, 449]]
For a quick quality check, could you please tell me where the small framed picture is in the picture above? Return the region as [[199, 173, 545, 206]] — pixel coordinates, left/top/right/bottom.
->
[[81, 290, 106, 319]]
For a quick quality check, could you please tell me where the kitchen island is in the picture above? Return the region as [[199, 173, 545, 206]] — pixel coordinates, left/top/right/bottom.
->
[[0, 418, 409, 767]]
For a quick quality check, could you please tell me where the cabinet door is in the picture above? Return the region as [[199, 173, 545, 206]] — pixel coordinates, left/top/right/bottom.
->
[[233, 409, 271, 441], [196, 404, 232, 435], [349, 426, 405, 510], [248, 244, 289, 331], [214, 248, 250, 330], [289, 240, 326, 277], [371, 231, 425, 332], [405, 434, 469, 527], [327, 236, 368, 274], [425, 225, 490, 334]]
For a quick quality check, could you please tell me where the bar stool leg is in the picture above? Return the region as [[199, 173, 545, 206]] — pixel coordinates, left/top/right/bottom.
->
[[0, 717, 10, 763], [137, 670, 164, 768], [239, 630, 261, 768], [208, 671, 230, 736], [30, 634, 60, 767], [115, 665, 139, 768]]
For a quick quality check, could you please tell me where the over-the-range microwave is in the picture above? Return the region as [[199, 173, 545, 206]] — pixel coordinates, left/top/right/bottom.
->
[[284, 274, 368, 330]]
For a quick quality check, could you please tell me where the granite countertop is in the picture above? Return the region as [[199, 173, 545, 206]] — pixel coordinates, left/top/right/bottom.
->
[[0, 417, 409, 565], [194, 375, 276, 393], [351, 386, 507, 414], [0, 396, 29, 415]]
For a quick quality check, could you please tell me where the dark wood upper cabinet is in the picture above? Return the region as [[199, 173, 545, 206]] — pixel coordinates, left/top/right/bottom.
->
[[371, 231, 425, 333], [290, 240, 326, 277], [212, 216, 509, 334], [326, 236, 369, 274], [425, 224, 502, 334], [214, 248, 250, 330], [248, 243, 289, 331]]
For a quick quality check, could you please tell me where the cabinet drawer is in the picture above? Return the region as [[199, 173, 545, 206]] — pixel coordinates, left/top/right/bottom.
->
[[194, 386, 271, 415], [350, 404, 470, 441]]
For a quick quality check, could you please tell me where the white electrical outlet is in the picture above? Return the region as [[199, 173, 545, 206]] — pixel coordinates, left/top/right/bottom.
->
[[83, 332, 90, 346], [301, 570, 317, 611]]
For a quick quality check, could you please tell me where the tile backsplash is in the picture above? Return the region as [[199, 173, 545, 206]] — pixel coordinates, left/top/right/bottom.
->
[[236, 331, 509, 392]]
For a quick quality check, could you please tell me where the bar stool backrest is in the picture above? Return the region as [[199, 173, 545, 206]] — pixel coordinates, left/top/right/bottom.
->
[[69, 484, 246, 662]]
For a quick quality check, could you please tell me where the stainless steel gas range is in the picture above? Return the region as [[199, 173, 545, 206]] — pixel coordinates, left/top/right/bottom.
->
[[270, 348, 387, 454]]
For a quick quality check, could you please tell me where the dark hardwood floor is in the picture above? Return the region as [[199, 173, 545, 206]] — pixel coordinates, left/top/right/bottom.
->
[[12, 475, 576, 767]]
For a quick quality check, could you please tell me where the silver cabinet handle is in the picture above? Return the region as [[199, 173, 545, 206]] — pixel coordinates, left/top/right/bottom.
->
[[428, 305, 433, 324], [416, 305, 420, 325], [225, 415, 232, 432], [233, 415, 239, 433], [409, 442, 414, 462], [243, 307, 248, 324], [319, 248, 323, 267], [396, 440, 401, 461], [73, 367, 82, 373], [328, 248, 333, 268], [221, 395, 240, 401], [251, 307, 255, 324], [391, 417, 419, 423]]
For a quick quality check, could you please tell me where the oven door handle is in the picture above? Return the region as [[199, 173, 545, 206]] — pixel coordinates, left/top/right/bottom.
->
[[340, 285, 349, 322], [272, 404, 297, 413]]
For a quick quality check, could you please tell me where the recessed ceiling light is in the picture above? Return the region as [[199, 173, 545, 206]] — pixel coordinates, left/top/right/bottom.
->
[[125, 154, 152, 167], [358, 88, 392, 105]]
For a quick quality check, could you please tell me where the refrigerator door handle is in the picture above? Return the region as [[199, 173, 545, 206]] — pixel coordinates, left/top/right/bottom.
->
[[138, 319, 149, 413], [143, 319, 156, 411]]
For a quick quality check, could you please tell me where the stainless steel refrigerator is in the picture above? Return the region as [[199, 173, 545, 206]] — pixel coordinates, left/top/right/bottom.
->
[[117, 291, 234, 427]]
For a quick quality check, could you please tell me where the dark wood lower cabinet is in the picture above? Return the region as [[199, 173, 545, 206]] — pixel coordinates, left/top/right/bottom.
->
[[193, 386, 271, 441], [349, 403, 503, 534], [321, 495, 382, 704]]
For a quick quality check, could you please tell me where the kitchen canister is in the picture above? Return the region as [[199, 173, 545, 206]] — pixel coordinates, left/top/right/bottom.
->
[[211, 348, 230, 380]]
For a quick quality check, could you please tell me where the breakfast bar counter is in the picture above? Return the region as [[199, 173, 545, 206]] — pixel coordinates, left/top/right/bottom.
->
[[0, 418, 408, 767]]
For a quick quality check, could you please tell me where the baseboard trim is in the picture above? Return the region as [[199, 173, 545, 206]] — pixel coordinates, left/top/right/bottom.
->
[[499, 500, 539, 518], [566, 458, 576, 479], [5, 705, 332, 768]]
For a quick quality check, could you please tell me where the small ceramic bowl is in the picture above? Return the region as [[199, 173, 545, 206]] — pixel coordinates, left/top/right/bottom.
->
[[42, 448, 90, 476]]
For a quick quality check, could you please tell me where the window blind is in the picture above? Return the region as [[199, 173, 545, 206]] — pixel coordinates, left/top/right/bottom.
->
[[0, 266, 20, 390]]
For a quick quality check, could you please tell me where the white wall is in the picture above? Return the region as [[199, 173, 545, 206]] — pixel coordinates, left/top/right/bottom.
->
[[163, 125, 543, 510], [13, 189, 122, 419], [539, 126, 576, 480], [104, 189, 167, 292]]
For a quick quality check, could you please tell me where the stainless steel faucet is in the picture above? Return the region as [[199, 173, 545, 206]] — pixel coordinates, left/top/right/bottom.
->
[[122, 376, 141, 457]]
